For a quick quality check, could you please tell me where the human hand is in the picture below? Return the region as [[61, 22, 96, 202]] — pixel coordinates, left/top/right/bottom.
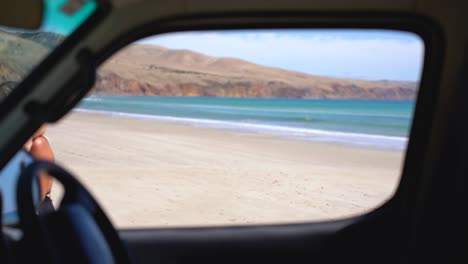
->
[[23, 125, 48, 151], [22, 124, 54, 200]]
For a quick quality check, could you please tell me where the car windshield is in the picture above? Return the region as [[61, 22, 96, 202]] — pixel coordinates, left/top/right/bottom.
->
[[0, 0, 97, 98]]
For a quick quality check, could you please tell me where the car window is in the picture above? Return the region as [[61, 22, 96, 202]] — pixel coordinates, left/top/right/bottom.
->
[[0, 0, 97, 100], [50, 29, 424, 228]]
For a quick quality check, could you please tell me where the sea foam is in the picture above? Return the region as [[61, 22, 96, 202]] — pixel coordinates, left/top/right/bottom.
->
[[75, 108, 408, 150]]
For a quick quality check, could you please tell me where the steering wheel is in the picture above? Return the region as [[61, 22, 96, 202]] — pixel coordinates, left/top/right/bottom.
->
[[16, 161, 131, 264]]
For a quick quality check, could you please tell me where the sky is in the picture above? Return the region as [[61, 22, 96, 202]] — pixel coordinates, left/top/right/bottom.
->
[[140, 30, 424, 81]]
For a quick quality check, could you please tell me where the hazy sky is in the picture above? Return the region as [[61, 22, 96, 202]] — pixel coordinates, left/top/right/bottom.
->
[[140, 30, 424, 81]]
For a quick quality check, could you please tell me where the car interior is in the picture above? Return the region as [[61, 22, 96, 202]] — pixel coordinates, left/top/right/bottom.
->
[[0, 0, 467, 263]]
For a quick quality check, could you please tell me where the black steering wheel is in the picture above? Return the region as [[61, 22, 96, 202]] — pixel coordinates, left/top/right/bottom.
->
[[16, 161, 131, 264]]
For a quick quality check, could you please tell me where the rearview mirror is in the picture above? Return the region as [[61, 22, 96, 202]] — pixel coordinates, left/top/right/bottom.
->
[[0, 0, 43, 29], [0, 150, 40, 226]]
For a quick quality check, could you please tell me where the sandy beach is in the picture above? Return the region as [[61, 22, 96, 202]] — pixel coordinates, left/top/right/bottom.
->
[[47, 112, 404, 228]]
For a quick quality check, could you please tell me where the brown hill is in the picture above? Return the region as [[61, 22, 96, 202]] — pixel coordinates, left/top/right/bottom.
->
[[0, 30, 49, 84], [0, 30, 417, 100], [96, 44, 417, 100]]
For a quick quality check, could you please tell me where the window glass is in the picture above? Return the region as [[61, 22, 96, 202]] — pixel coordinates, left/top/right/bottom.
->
[[0, 0, 97, 100], [50, 29, 424, 227]]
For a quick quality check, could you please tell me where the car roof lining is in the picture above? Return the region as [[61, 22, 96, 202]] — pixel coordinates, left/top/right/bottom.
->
[[0, 0, 43, 29]]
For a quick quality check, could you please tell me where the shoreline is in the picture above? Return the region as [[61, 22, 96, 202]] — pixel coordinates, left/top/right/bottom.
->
[[48, 111, 404, 227], [74, 108, 408, 151]]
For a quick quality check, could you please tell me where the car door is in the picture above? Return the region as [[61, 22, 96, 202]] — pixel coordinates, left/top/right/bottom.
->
[[0, 0, 467, 264]]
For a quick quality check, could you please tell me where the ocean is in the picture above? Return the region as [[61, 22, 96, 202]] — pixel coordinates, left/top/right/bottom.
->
[[77, 95, 415, 150]]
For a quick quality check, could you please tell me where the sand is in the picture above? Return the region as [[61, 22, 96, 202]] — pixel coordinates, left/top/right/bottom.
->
[[47, 112, 404, 228]]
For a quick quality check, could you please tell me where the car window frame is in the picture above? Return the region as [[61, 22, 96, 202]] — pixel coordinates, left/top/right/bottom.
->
[[86, 12, 444, 226], [0, 9, 445, 228], [0, 0, 111, 168]]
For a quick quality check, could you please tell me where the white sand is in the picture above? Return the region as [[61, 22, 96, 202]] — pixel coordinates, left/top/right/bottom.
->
[[47, 112, 404, 228]]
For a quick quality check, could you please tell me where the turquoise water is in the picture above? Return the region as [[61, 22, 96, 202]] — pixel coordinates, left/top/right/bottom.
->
[[78, 96, 415, 150]]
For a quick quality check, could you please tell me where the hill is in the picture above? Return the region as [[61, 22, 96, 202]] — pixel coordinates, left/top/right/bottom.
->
[[0, 30, 50, 85], [16, 31, 65, 49], [0, 31, 418, 100], [95, 44, 417, 100]]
